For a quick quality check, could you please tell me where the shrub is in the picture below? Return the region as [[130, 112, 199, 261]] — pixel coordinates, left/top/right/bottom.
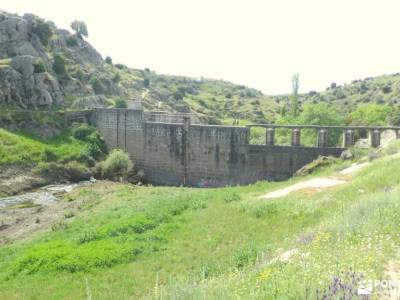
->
[[143, 78, 150, 87], [224, 193, 241, 203], [34, 59, 46, 73], [382, 85, 392, 94], [114, 98, 127, 108], [112, 72, 121, 83], [100, 149, 133, 180], [383, 140, 400, 156], [115, 63, 127, 70], [66, 35, 78, 47], [32, 20, 52, 46], [41, 149, 58, 162], [90, 77, 103, 94], [34, 161, 91, 182], [72, 123, 95, 140], [232, 245, 258, 269], [53, 53, 67, 75], [105, 56, 112, 65], [72, 123, 107, 159]]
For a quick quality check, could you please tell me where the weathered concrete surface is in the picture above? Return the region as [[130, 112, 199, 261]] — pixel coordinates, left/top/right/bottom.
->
[[93, 109, 345, 187]]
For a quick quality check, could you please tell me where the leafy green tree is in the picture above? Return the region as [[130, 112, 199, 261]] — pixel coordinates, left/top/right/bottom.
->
[[388, 106, 400, 126], [290, 73, 300, 117], [71, 20, 88, 38], [348, 104, 390, 125], [298, 103, 343, 146]]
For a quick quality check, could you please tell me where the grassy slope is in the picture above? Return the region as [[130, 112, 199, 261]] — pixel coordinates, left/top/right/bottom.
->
[[0, 128, 88, 167], [0, 152, 399, 299], [300, 73, 400, 114]]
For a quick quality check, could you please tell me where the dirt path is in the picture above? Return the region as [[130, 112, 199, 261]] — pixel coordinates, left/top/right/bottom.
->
[[261, 162, 369, 199], [379, 251, 400, 299]]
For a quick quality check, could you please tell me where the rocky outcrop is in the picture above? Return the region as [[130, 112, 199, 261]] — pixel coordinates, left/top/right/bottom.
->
[[0, 11, 111, 109]]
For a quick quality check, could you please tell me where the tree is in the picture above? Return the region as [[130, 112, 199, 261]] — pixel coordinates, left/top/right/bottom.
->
[[388, 105, 400, 126], [32, 20, 52, 46], [290, 73, 300, 117], [299, 103, 343, 146], [70, 20, 88, 38], [348, 104, 390, 125], [53, 54, 67, 75]]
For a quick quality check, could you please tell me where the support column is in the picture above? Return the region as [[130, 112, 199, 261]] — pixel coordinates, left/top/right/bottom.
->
[[316, 128, 327, 147], [291, 128, 301, 146], [182, 116, 191, 185], [396, 129, 400, 139], [370, 129, 381, 148], [343, 129, 355, 148], [266, 127, 275, 146]]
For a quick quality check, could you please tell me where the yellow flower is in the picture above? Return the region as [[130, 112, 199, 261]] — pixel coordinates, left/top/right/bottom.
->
[[257, 268, 273, 281]]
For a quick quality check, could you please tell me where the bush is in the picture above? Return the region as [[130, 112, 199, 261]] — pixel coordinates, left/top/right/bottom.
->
[[383, 140, 400, 156], [232, 246, 258, 269], [115, 98, 127, 108], [90, 77, 103, 94], [41, 149, 58, 162], [72, 123, 95, 140], [34, 161, 91, 182], [224, 193, 241, 203], [115, 64, 127, 70], [382, 85, 392, 94], [66, 35, 78, 47], [32, 20, 52, 46], [100, 149, 133, 180], [105, 56, 112, 65], [112, 72, 122, 83], [34, 59, 46, 73], [71, 123, 107, 159], [53, 53, 67, 75]]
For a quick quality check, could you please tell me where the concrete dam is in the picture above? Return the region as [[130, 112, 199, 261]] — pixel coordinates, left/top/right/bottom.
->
[[91, 108, 358, 187]]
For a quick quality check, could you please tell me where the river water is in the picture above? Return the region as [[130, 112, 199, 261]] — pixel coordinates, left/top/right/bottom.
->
[[0, 181, 92, 211]]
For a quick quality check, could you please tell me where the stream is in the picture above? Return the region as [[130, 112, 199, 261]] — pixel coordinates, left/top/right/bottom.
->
[[0, 181, 92, 211]]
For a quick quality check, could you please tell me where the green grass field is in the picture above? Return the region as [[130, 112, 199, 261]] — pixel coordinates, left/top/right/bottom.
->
[[0, 128, 89, 167], [1, 150, 400, 299]]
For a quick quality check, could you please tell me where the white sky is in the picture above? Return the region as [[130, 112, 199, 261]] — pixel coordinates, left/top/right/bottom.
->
[[2, 0, 400, 94]]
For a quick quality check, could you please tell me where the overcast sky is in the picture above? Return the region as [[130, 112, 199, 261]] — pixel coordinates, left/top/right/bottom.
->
[[2, 0, 400, 94]]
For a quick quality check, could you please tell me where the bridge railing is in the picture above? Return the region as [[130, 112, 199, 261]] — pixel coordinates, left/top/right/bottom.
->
[[246, 124, 400, 148]]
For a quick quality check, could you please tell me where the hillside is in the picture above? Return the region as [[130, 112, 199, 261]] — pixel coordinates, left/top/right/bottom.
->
[[3, 10, 400, 127], [0, 11, 279, 124], [1, 142, 400, 298]]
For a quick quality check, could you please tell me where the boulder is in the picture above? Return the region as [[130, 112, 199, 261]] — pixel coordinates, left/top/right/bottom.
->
[[11, 55, 36, 78], [340, 149, 354, 160]]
